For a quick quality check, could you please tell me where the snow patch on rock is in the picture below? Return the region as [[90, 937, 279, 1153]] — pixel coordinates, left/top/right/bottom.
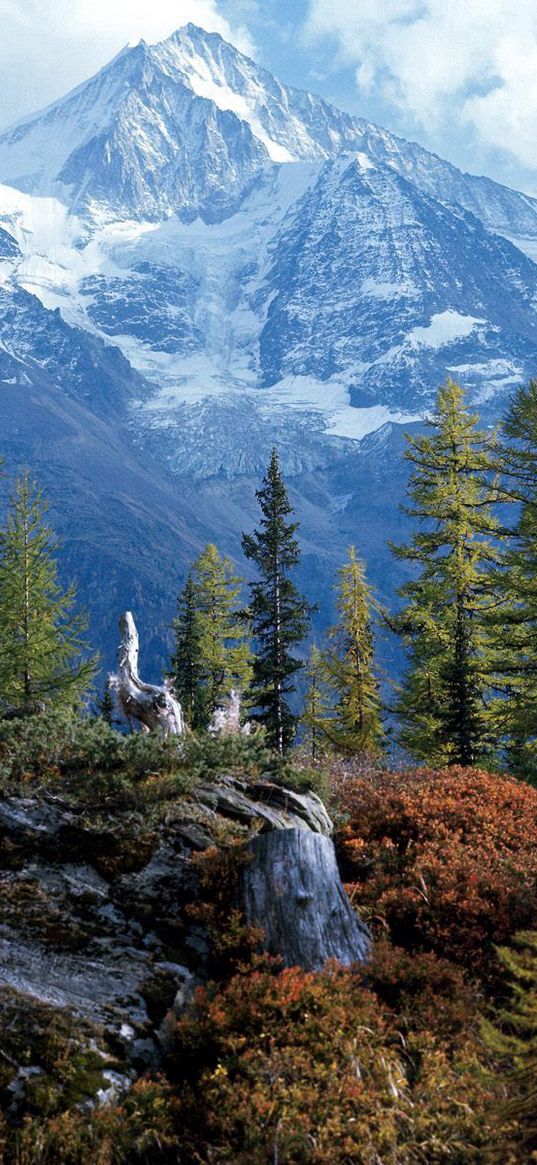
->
[[408, 310, 485, 349]]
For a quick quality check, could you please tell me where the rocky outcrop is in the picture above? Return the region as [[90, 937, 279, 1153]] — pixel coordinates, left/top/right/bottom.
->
[[0, 775, 367, 1094]]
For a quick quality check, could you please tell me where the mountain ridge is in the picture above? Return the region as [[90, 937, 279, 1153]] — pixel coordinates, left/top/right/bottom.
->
[[1, 24, 537, 676], [1, 23, 537, 238]]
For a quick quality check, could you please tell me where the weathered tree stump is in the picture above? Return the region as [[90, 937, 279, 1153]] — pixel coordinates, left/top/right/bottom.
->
[[241, 828, 371, 971], [110, 612, 184, 737]]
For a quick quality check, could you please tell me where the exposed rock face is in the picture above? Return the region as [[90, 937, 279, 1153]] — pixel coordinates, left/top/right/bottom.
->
[[0, 797, 196, 1071], [0, 770, 369, 1118], [0, 775, 362, 1024], [242, 829, 371, 971], [195, 774, 333, 835]]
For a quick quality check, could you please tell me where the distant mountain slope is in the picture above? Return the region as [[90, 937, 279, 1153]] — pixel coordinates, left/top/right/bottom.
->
[[0, 25, 537, 675], [257, 155, 537, 409]]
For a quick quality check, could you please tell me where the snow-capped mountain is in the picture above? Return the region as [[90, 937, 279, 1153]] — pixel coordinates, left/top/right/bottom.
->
[[2, 23, 537, 237], [0, 24, 361, 223], [1, 23, 537, 671]]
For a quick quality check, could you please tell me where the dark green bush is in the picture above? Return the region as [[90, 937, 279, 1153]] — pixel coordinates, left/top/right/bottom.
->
[[0, 712, 194, 810]]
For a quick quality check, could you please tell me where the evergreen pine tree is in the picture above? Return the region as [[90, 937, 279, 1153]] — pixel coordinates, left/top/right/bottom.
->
[[391, 379, 503, 766], [170, 573, 203, 728], [495, 381, 537, 776], [242, 449, 311, 753], [302, 644, 332, 761], [319, 547, 383, 755], [482, 931, 537, 1161], [97, 678, 115, 726], [170, 548, 252, 730], [0, 471, 96, 709]]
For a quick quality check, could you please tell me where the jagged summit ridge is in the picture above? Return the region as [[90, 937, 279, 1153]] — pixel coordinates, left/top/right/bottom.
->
[[0, 24, 363, 222], [1, 23, 537, 238]]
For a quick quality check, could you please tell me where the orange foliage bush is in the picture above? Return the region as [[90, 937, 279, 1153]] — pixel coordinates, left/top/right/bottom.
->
[[333, 765, 537, 984], [367, 938, 482, 1041], [171, 960, 494, 1164]]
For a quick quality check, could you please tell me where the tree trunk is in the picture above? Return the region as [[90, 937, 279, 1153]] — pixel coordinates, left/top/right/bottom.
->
[[241, 828, 371, 971], [111, 612, 184, 737]]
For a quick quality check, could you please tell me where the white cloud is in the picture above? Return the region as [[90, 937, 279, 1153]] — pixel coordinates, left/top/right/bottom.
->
[[0, 0, 254, 128], [305, 0, 537, 172], [54, 0, 253, 52]]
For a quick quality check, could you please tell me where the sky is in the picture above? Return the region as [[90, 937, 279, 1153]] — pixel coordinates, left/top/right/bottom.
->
[[0, 0, 536, 195]]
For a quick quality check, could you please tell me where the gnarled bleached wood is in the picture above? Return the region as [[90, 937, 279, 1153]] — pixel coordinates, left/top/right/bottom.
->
[[196, 775, 333, 835], [110, 612, 184, 737], [209, 689, 251, 736], [241, 829, 371, 971]]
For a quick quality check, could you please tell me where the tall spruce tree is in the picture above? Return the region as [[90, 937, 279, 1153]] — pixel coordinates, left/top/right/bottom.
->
[[170, 546, 252, 730], [302, 644, 331, 761], [495, 380, 537, 776], [0, 471, 95, 709], [242, 449, 311, 753], [392, 379, 503, 766], [318, 547, 383, 755], [97, 678, 115, 726], [170, 573, 203, 728]]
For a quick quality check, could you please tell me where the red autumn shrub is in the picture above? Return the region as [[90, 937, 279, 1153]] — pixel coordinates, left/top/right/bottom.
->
[[367, 938, 482, 1042], [333, 765, 537, 984], [170, 960, 494, 1164]]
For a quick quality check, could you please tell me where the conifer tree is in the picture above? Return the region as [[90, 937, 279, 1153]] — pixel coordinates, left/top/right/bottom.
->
[[170, 573, 203, 728], [97, 678, 115, 726], [0, 471, 95, 709], [483, 931, 537, 1160], [170, 547, 252, 730], [495, 381, 537, 776], [242, 449, 311, 753], [319, 547, 383, 755], [302, 644, 332, 761], [392, 379, 503, 766]]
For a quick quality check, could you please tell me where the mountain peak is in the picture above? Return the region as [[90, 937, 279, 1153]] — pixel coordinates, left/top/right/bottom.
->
[[173, 22, 225, 42], [0, 22, 536, 241], [0, 22, 361, 219]]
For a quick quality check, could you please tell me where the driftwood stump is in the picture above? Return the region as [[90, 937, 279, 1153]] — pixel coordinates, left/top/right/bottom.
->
[[110, 612, 184, 737], [241, 829, 371, 971]]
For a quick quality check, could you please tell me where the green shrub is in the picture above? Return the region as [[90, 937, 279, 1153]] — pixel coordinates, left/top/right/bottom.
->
[[12, 1078, 177, 1165], [0, 712, 194, 811]]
